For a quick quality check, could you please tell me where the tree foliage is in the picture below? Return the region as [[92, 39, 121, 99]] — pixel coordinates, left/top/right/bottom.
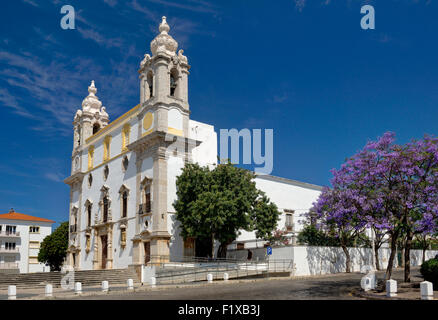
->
[[174, 162, 281, 258], [38, 221, 68, 271], [309, 132, 438, 280]]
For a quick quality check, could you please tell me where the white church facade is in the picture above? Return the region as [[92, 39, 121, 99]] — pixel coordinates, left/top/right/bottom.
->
[[65, 17, 322, 271]]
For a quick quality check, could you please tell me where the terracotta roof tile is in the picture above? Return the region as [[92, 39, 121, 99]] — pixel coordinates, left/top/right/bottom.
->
[[0, 211, 55, 223]]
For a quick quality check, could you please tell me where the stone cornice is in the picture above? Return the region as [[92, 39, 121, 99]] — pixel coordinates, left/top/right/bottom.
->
[[64, 172, 85, 185]]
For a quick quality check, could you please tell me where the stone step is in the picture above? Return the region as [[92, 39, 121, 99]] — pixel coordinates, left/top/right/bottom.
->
[[0, 268, 140, 289]]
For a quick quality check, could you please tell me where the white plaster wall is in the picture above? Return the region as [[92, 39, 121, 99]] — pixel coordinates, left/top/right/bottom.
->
[[232, 176, 321, 246], [189, 120, 217, 167], [168, 108, 183, 130], [227, 245, 438, 276]]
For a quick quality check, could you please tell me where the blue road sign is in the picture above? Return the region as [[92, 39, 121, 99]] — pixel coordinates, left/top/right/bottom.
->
[[267, 246, 272, 255]]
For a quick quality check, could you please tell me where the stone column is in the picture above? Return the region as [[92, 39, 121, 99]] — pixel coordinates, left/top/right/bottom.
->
[[154, 57, 169, 101], [93, 229, 99, 269], [107, 226, 113, 269], [150, 145, 170, 263]]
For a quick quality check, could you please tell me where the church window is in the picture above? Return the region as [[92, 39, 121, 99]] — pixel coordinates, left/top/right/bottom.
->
[[88, 174, 93, 188], [144, 185, 151, 213], [122, 124, 131, 151], [103, 165, 109, 181], [147, 71, 153, 99], [93, 123, 100, 135], [170, 70, 178, 97], [87, 203, 92, 227], [122, 156, 129, 172], [122, 191, 128, 218], [88, 145, 94, 170], [77, 126, 81, 146], [103, 196, 109, 222]]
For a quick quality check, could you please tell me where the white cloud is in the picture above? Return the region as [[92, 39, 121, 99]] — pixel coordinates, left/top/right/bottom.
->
[[22, 0, 38, 7], [295, 0, 306, 12]]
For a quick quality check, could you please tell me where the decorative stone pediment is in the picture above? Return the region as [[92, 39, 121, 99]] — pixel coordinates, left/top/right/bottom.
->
[[140, 176, 152, 186], [119, 184, 130, 194]]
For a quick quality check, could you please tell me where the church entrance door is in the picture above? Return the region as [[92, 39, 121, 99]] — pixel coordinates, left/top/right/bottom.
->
[[101, 235, 108, 269], [144, 241, 150, 264]]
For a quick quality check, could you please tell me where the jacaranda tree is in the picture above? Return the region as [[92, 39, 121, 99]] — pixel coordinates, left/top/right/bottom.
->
[[311, 132, 438, 281]]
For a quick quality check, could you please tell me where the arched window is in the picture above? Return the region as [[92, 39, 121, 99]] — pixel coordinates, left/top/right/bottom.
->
[[144, 184, 151, 213], [77, 126, 81, 146], [103, 165, 109, 181], [87, 204, 92, 227], [88, 173, 93, 188], [170, 69, 178, 97], [122, 191, 128, 218], [103, 196, 109, 222], [93, 123, 100, 134], [122, 156, 129, 172], [147, 71, 153, 99]]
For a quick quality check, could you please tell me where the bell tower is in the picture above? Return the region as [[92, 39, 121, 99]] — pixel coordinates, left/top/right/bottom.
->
[[71, 81, 109, 174], [132, 17, 197, 264]]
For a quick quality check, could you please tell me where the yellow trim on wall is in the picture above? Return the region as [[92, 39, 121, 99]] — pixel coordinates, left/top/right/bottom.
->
[[86, 149, 130, 174], [103, 136, 112, 161], [88, 145, 95, 170], [86, 104, 141, 144], [143, 112, 154, 131], [122, 123, 131, 152], [168, 127, 183, 136]]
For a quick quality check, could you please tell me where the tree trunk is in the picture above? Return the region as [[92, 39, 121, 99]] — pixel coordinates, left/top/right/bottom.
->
[[385, 230, 399, 281], [422, 247, 426, 264], [216, 242, 230, 259], [404, 231, 413, 282], [374, 242, 380, 271], [341, 245, 351, 273]]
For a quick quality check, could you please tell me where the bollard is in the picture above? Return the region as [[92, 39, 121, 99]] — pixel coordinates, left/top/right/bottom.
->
[[75, 282, 82, 295], [223, 273, 229, 281], [150, 276, 156, 288], [207, 273, 213, 283], [102, 281, 109, 293], [386, 279, 397, 297], [45, 284, 53, 298], [127, 278, 134, 291], [8, 285, 16, 300], [420, 281, 433, 300]]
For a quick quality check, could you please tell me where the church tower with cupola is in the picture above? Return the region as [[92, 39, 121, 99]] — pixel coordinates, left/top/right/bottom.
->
[[130, 16, 198, 265], [71, 81, 109, 174]]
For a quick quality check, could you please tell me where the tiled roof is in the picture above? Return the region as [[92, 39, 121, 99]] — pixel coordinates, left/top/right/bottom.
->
[[0, 210, 55, 223]]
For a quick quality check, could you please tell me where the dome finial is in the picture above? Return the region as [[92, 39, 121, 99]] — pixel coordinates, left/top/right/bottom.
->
[[159, 16, 170, 34], [88, 80, 97, 96]]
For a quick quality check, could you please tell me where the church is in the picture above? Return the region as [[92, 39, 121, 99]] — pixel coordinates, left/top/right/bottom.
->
[[65, 17, 322, 270]]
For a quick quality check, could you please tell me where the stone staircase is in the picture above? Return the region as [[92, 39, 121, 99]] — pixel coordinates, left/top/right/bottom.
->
[[0, 268, 140, 290]]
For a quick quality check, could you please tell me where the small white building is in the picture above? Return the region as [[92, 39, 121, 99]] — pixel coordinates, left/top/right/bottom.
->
[[0, 209, 54, 273]]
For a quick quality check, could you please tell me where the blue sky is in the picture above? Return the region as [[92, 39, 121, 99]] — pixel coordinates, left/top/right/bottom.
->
[[0, 0, 437, 226]]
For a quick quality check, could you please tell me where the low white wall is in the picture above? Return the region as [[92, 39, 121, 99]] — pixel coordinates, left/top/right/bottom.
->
[[227, 245, 438, 276]]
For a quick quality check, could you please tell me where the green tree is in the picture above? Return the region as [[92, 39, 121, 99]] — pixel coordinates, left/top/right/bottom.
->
[[38, 221, 68, 271], [174, 162, 281, 258]]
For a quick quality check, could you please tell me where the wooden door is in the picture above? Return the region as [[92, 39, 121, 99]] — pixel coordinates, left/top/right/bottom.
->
[[101, 235, 108, 269], [144, 242, 150, 264]]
